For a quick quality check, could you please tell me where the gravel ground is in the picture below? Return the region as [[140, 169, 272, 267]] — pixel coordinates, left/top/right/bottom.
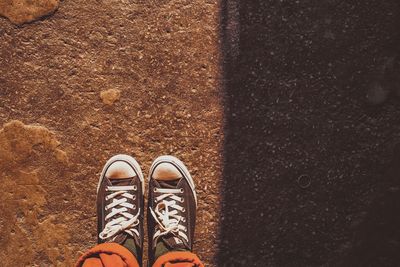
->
[[0, 1, 222, 266]]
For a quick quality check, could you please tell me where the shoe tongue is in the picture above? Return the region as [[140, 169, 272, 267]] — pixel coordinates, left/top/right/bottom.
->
[[109, 177, 133, 186], [111, 233, 140, 256], [159, 233, 189, 251], [157, 179, 180, 188], [111, 232, 128, 244]]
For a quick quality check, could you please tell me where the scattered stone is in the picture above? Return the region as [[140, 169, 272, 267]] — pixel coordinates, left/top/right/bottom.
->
[[55, 149, 68, 163], [0, 0, 60, 25], [100, 89, 121, 105]]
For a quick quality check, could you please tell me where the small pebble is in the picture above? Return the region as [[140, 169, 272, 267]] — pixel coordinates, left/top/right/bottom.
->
[[100, 89, 121, 105]]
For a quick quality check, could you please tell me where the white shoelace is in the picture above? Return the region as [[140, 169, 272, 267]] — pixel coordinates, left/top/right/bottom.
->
[[150, 188, 188, 244], [99, 185, 140, 240]]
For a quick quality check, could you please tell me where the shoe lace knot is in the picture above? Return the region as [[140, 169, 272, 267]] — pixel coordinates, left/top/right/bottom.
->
[[99, 185, 140, 240], [150, 188, 188, 244]]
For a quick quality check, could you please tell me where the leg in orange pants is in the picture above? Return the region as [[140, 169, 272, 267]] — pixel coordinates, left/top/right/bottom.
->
[[79, 155, 203, 267], [76, 243, 204, 267], [152, 251, 204, 267], [76, 243, 139, 267]]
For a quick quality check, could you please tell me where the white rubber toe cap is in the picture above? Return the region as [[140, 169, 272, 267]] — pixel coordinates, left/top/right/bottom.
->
[[105, 161, 136, 179], [153, 162, 182, 181]]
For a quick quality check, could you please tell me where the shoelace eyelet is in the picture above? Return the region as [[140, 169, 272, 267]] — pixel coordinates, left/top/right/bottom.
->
[[154, 188, 158, 193], [179, 188, 184, 193], [133, 185, 137, 191]]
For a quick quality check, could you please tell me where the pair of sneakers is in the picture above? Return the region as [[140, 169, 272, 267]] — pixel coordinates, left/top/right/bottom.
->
[[96, 154, 197, 266]]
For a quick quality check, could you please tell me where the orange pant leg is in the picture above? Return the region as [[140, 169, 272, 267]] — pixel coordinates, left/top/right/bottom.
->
[[152, 251, 204, 267], [76, 243, 140, 267]]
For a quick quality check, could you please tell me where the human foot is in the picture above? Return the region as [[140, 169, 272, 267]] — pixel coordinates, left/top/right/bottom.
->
[[97, 154, 144, 264], [147, 155, 197, 266]]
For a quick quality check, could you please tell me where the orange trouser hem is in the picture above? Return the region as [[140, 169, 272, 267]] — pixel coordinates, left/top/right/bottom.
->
[[75, 243, 140, 267], [152, 251, 204, 267]]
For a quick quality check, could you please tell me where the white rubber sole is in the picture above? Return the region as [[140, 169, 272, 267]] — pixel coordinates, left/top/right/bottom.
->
[[97, 154, 144, 193], [149, 155, 197, 206]]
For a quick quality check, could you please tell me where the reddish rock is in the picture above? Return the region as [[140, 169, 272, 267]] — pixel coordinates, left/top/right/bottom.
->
[[100, 89, 121, 105], [0, 0, 59, 25]]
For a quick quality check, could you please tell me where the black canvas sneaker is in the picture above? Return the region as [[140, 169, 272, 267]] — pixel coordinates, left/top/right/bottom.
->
[[97, 154, 144, 265], [147, 155, 198, 266]]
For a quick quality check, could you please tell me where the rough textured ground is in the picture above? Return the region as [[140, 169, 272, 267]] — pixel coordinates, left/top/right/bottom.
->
[[219, 0, 400, 266], [0, 0, 222, 266], [3, 0, 400, 266]]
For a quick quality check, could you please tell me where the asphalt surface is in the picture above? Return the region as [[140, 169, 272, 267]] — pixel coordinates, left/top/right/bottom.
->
[[218, 0, 400, 266]]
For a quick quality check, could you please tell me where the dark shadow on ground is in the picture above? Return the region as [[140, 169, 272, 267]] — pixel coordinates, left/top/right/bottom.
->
[[338, 144, 400, 266], [217, 1, 400, 266]]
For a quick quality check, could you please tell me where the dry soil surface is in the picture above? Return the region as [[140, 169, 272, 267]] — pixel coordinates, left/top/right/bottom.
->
[[0, 1, 222, 266]]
